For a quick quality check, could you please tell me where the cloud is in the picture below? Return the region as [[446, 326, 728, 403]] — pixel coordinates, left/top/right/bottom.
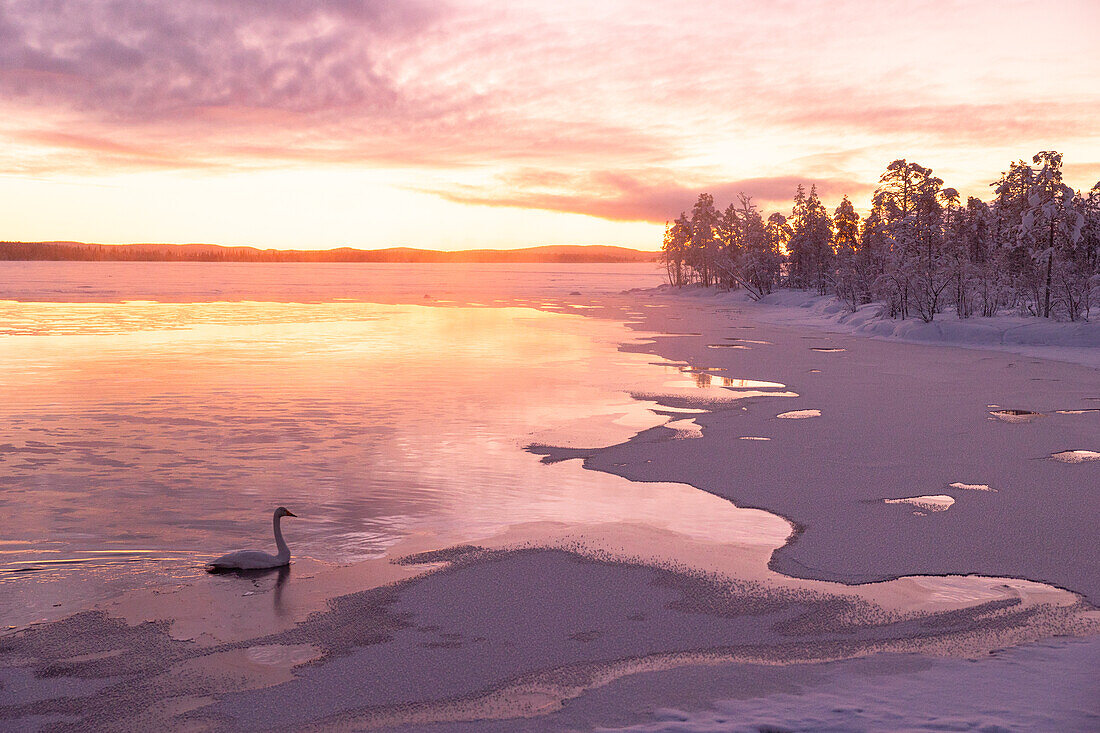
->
[[1, 0, 1097, 228], [0, 0, 675, 175], [0, 1, 443, 116], [776, 99, 1100, 143], [424, 170, 874, 223]]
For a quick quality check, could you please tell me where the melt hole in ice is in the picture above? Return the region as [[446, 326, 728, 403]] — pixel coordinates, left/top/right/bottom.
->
[[990, 409, 1043, 423]]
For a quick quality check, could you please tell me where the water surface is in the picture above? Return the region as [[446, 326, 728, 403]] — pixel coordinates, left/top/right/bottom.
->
[[0, 262, 791, 627]]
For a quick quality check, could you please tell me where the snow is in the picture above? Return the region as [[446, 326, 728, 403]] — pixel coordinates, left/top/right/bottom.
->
[[949, 482, 996, 492], [593, 638, 1100, 733], [617, 289, 1100, 605], [1049, 449, 1100, 464], [776, 409, 821, 419], [883, 495, 956, 512], [663, 287, 1100, 368]]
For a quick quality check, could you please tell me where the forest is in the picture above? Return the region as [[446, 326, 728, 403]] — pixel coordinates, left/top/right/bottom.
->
[[661, 152, 1100, 322]]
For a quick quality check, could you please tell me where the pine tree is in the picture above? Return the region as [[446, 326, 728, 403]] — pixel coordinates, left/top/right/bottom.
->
[[832, 196, 863, 310], [714, 203, 742, 289], [804, 185, 835, 294], [655, 150, 1094, 322], [661, 213, 691, 286], [690, 194, 720, 287], [786, 185, 809, 288]]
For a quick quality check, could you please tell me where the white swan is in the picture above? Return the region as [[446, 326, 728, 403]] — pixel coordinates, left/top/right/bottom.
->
[[207, 507, 297, 571]]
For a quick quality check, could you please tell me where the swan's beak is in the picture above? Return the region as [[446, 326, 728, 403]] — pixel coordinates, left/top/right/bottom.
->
[[286, 510, 297, 517]]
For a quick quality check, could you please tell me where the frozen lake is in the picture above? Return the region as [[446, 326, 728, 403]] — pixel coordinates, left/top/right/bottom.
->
[[0, 260, 667, 303], [0, 261, 1096, 732]]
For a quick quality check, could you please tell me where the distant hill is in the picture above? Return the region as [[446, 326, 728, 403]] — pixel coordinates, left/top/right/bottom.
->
[[0, 241, 660, 264]]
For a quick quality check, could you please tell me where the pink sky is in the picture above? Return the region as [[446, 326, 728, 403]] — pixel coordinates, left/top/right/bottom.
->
[[1, 0, 1098, 250]]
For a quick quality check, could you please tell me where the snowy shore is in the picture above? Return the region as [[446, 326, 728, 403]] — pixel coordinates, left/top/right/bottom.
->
[[651, 285, 1100, 369]]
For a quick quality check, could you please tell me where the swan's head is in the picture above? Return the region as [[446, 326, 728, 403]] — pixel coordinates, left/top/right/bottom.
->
[[275, 506, 297, 518]]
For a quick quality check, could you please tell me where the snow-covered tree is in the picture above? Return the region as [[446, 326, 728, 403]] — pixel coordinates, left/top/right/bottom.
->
[[657, 150, 1094, 322], [689, 193, 720, 287], [832, 195, 865, 310], [661, 213, 691, 286], [742, 198, 782, 296], [1020, 152, 1084, 317], [713, 203, 742, 290]]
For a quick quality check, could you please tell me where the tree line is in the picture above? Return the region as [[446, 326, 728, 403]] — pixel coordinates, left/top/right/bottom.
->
[[661, 152, 1100, 321], [0, 242, 659, 264]]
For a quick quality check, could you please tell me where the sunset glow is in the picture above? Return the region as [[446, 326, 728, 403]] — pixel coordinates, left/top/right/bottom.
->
[[2, 0, 1098, 249], [3, 5, 1098, 724]]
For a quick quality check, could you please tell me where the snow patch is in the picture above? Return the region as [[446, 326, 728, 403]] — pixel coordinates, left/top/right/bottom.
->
[[776, 409, 820, 419], [1049, 450, 1100, 464], [949, 482, 996, 492], [884, 495, 955, 512], [665, 418, 703, 439]]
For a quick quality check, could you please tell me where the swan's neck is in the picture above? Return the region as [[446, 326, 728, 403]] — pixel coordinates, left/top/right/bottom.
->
[[273, 513, 290, 561]]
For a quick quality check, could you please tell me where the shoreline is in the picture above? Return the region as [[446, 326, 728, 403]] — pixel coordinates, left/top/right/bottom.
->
[[4, 517, 1097, 730], [647, 285, 1100, 369]]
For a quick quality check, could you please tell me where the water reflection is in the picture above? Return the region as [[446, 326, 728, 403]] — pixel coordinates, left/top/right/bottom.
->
[[1, 549, 193, 574], [0, 299, 788, 626], [208, 565, 291, 614], [665, 366, 787, 391]]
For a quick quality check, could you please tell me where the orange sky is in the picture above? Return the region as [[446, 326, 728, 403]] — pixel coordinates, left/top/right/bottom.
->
[[1, 0, 1098, 250]]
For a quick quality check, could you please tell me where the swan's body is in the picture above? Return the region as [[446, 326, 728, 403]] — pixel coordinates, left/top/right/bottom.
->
[[207, 507, 297, 571]]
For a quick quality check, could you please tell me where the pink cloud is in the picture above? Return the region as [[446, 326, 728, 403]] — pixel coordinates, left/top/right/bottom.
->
[[776, 99, 1100, 143], [1, 0, 1098, 226], [425, 171, 874, 223]]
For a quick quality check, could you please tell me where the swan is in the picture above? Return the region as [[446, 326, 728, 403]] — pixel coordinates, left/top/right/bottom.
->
[[207, 507, 297, 572]]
